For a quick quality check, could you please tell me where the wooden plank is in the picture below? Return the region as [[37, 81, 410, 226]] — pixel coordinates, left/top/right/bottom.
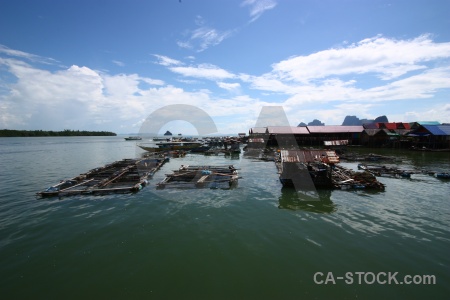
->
[[97, 166, 134, 187], [58, 178, 95, 192], [197, 175, 209, 184]]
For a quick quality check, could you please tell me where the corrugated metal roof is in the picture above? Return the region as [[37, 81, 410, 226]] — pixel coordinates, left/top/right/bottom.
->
[[363, 123, 411, 129], [422, 125, 450, 136], [307, 126, 364, 133], [267, 126, 310, 134], [377, 122, 411, 130], [398, 123, 411, 130], [280, 150, 339, 164], [378, 123, 396, 130]]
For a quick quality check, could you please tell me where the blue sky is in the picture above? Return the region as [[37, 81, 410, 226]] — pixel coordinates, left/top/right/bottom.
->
[[1, 0, 450, 134]]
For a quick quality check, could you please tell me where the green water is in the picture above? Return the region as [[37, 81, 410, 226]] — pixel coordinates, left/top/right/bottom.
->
[[0, 137, 449, 299]]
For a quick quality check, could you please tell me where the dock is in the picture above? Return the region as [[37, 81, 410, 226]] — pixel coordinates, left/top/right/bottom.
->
[[275, 149, 385, 190], [157, 165, 239, 189], [37, 158, 167, 197], [276, 149, 340, 189]]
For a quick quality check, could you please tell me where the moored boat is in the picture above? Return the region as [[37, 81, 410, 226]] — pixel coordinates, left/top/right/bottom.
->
[[124, 136, 142, 141], [139, 141, 204, 152], [435, 172, 450, 179]]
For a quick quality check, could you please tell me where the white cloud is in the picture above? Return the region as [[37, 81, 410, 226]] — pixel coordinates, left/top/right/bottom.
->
[[177, 16, 233, 52], [241, 0, 277, 22], [399, 104, 450, 123], [0, 44, 59, 65], [112, 60, 125, 67], [245, 35, 450, 106], [0, 55, 258, 132], [1, 34, 450, 133], [141, 77, 165, 86], [362, 67, 450, 100], [271, 34, 450, 83], [153, 54, 182, 66], [169, 63, 236, 80], [177, 1, 277, 52], [217, 81, 241, 91], [0, 61, 106, 129], [179, 27, 232, 52]]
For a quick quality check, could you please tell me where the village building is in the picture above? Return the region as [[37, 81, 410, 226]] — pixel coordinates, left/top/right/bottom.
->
[[306, 126, 363, 146], [248, 125, 363, 147], [361, 122, 411, 148], [407, 124, 450, 149], [248, 122, 450, 150]]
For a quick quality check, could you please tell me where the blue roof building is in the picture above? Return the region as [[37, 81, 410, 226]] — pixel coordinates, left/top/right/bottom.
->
[[408, 124, 450, 149]]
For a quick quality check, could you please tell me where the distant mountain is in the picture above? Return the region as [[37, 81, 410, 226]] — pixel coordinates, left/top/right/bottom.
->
[[308, 119, 325, 126], [374, 115, 389, 123], [342, 116, 362, 125], [298, 119, 325, 126], [342, 115, 388, 125], [298, 115, 389, 126]]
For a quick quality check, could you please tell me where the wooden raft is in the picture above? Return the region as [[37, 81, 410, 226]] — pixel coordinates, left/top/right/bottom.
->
[[156, 165, 239, 189], [37, 158, 167, 198]]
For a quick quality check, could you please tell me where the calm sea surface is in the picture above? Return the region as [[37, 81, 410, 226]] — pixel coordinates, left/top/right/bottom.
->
[[0, 136, 449, 299]]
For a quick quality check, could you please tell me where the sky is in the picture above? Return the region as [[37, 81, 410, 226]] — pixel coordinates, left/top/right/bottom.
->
[[1, 0, 450, 135]]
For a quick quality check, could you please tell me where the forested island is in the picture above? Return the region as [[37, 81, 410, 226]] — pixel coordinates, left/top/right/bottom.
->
[[0, 129, 117, 137]]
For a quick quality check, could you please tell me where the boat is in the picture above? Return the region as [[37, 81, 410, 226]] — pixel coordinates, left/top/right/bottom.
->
[[139, 141, 204, 152], [435, 172, 450, 179], [189, 145, 212, 153], [152, 137, 169, 141], [124, 136, 142, 141]]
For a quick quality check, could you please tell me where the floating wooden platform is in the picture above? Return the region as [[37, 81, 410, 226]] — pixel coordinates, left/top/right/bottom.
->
[[339, 153, 400, 162], [37, 158, 167, 197], [275, 149, 385, 190], [156, 165, 239, 189], [276, 150, 340, 189], [332, 165, 385, 190], [357, 163, 414, 178], [357, 163, 450, 180]]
